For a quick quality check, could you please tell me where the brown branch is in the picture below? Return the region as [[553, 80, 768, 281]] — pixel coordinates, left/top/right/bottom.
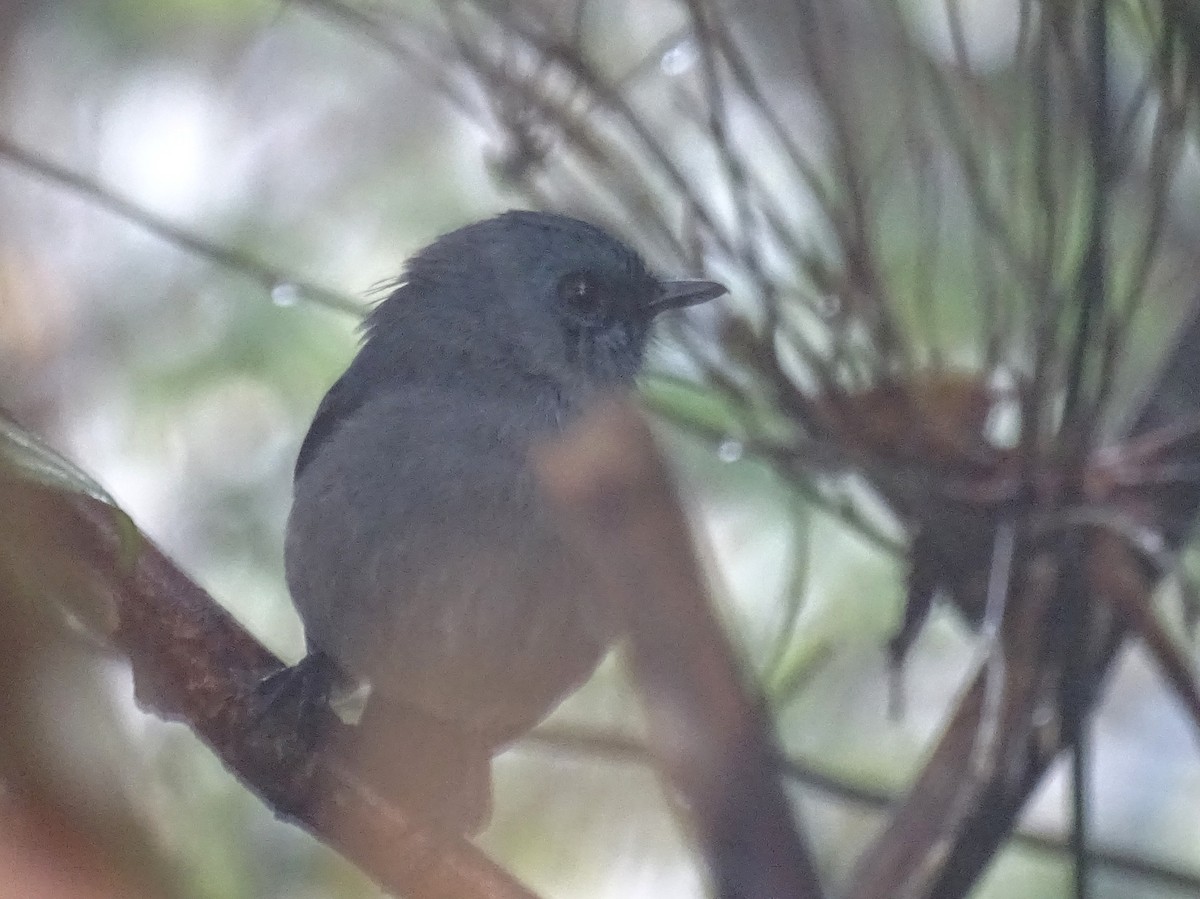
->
[[534, 398, 825, 899], [844, 546, 1125, 899], [0, 473, 538, 899], [844, 303, 1200, 898]]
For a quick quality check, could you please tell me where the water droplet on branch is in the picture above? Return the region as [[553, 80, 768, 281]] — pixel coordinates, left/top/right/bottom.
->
[[660, 39, 698, 76], [718, 438, 744, 463], [271, 283, 299, 307]]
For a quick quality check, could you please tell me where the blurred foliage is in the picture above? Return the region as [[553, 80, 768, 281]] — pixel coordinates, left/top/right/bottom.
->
[[2, 0, 1200, 898]]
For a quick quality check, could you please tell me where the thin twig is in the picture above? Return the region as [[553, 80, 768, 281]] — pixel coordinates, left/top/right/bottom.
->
[[0, 133, 363, 316], [522, 724, 1200, 896]]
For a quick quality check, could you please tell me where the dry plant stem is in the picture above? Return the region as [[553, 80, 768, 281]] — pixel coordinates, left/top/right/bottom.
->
[[844, 300, 1200, 898], [847, 660, 1102, 899], [522, 724, 1200, 894], [16, 482, 538, 899], [845, 532, 1167, 899], [852, 544, 1063, 899], [535, 398, 824, 899]]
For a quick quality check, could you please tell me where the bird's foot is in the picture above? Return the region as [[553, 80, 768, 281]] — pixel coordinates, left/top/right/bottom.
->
[[252, 650, 341, 748]]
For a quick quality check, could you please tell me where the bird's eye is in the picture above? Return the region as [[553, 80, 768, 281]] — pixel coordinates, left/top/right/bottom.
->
[[557, 271, 599, 311]]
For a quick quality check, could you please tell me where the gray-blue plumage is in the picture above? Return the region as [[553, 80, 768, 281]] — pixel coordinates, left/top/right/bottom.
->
[[283, 210, 724, 828]]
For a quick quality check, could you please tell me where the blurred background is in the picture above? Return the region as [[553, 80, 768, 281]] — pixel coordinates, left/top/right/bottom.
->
[[1, 1, 1199, 897]]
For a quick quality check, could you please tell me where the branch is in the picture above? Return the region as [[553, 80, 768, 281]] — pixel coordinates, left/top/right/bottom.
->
[[534, 398, 825, 899], [0, 133, 363, 316], [845, 300, 1200, 898], [523, 725, 1200, 895], [0, 471, 538, 899]]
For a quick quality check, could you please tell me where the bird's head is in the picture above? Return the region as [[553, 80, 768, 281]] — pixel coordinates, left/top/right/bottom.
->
[[367, 211, 726, 391]]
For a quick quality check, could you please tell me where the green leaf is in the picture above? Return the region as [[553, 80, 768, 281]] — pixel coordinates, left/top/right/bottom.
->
[[0, 410, 115, 505], [0, 411, 144, 637], [639, 374, 747, 439]]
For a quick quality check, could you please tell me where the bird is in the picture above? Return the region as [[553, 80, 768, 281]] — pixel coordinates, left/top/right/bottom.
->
[[281, 210, 726, 832]]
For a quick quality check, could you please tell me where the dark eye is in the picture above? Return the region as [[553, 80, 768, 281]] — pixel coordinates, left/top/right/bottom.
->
[[557, 271, 600, 311]]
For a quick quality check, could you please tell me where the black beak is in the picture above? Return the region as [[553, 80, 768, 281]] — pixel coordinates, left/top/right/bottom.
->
[[650, 279, 728, 315]]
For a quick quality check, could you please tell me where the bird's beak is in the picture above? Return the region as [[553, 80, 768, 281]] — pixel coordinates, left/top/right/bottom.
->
[[650, 279, 728, 315]]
